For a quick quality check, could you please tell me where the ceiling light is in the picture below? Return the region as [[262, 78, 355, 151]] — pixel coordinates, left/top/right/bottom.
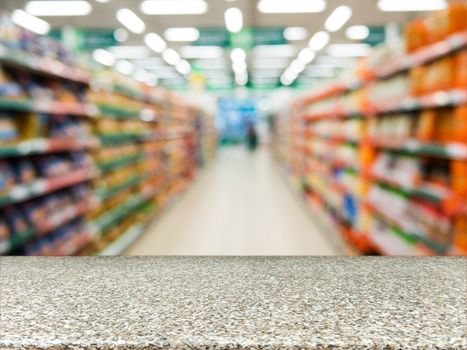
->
[[325, 6, 352, 32], [192, 59, 227, 70], [377, 0, 447, 12], [164, 28, 199, 42], [225, 8, 243, 33], [253, 45, 297, 57], [95, 0, 110, 3], [235, 73, 248, 86], [12, 9, 50, 34], [116, 9, 145, 34], [346, 25, 370, 40], [180, 46, 224, 58], [92, 49, 116, 66], [134, 69, 151, 83], [283, 27, 307, 41], [289, 59, 306, 74], [258, 0, 325, 13], [297, 48, 315, 64], [230, 48, 246, 62], [327, 43, 371, 57], [114, 28, 128, 42], [176, 60, 191, 75], [108, 46, 151, 59], [232, 60, 247, 72], [252, 58, 290, 68], [25, 1, 92, 16], [141, 0, 208, 15], [162, 48, 181, 65], [115, 60, 134, 75], [308, 31, 330, 51], [305, 66, 336, 77], [144, 33, 167, 53], [132, 58, 165, 69]]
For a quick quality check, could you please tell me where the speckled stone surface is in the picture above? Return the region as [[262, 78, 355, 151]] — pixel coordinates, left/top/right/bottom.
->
[[0, 257, 466, 349]]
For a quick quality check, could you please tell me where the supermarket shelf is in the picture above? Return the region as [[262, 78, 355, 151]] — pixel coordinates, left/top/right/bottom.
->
[[86, 194, 149, 238], [0, 167, 97, 207], [35, 200, 92, 235], [367, 138, 467, 160], [365, 202, 446, 254], [0, 200, 93, 255], [0, 137, 99, 157], [375, 31, 467, 79], [0, 229, 34, 255], [304, 89, 467, 121], [367, 172, 456, 205], [98, 152, 145, 172], [96, 174, 146, 200], [301, 31, 467, 103], [99, 133, 147, 145], [98, 223, 145, 256], [96, 103, 140, 119], [0, 49, 90, 84]]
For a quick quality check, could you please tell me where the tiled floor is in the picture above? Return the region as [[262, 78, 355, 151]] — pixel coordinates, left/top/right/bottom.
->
[[126, 146, 340, 255]]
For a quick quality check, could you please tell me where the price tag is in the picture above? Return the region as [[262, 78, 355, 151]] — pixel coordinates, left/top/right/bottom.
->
[[31, 180, 47, 194], [446, 143, 467, 159], [10, 186, 28, 201], [404, 139, 420, 152]]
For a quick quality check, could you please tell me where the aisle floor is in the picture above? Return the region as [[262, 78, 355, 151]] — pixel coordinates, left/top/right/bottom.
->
[[126, 146, 340, 255]]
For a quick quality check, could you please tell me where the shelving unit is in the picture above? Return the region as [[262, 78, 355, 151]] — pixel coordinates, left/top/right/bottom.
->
[[272, 7, 467, 256], [0, 14, 215, 256]]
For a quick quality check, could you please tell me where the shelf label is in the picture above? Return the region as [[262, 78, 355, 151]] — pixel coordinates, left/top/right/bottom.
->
[[9, 186, 28, 200], [446, 143, 467, 159]]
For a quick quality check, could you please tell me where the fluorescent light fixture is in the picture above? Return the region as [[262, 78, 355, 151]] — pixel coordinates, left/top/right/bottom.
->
[[258, 0, 325, 13], [283, 27, 307, 41], [192, 59, 227, 70], [235, 73, 248, 86], [92, 49, 116, 66], [176, 60, 191, 75], [377, 0, 447, 12], [346, 25, 369, 40], [114, 28, 128, 42], [162, 48, 181, 65], [164, 28, 199, 42], [252, 58, 290, 68], [108, 46, 151, 59], [134, 69, 150, 83], [298, 48, 315, 64], [230, 48, 246, 62], [116, 8, 145, 34], [305, 66, 336, 77], [289, 59, 306, 74], [315, 55, 354, 67], [141, 0, 208, 15], [25, 1, 92, 16], [253, 45, 297, 57], [131, 58, 165, 68], [232, 60, 247, 73], [327, 43, 371, 57], [325, 6, 352, 32], [95, 0, 110, 3], [144, 33, 167, 53], [225, 8, 243, 33], [252, 69, 283, 77], [115, 60, 134, 75], [180, 46, 224, 58], [308, 31, 330, 51], [12, 9, 50, 34]]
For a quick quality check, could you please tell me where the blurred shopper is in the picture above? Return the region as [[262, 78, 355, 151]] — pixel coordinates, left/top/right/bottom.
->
[[246, 123, 258, 152]]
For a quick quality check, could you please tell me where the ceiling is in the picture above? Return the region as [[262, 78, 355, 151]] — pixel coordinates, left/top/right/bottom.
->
[[0, 0, 437, 89]]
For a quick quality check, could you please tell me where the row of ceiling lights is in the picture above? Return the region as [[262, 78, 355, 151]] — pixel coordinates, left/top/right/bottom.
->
[[10, 0, 449, 87]]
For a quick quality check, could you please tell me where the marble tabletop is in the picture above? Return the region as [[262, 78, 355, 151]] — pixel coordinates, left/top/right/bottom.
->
[[0, 256, 466, 349]]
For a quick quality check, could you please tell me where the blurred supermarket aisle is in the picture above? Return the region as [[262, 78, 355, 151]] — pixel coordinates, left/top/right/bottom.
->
[[126, 146, 339, 255]]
